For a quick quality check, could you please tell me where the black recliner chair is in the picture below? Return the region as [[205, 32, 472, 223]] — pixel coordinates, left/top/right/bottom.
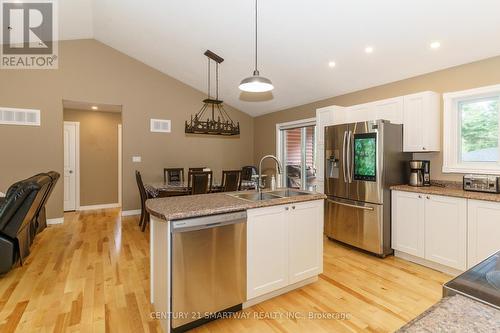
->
[[0, 174, 52, 274]]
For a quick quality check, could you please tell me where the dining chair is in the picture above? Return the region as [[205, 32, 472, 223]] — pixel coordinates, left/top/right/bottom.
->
[[187, 168, 206, 187], [188, 167, 206, 173], [164, 168, 184, 183], [241, 166, 257, 181], [221, 170, 242, 192], [189, 171, 212, 195], [135, 171, 151, 231]]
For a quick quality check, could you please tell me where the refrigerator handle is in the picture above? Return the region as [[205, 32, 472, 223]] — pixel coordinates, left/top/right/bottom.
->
[[327, 198, 374, 211], [342, 131, 348, 183], [347, 130, 353, 183]]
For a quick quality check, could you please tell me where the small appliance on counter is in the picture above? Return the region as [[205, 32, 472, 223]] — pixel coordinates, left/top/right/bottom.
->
[[463, 174, 500, 193], [409, 160, 431, 187]]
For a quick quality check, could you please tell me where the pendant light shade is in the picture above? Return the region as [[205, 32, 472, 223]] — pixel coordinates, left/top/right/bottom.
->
[[239, 70, 274, 93], [239, 0, 274, 93]]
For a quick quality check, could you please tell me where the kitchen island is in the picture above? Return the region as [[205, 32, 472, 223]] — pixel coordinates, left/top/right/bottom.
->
[[146, 189, 326, 333]]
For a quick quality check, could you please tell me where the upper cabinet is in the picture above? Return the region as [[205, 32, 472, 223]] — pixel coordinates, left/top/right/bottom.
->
[[316, 91, 440, 152], [316, 106, 346, 144], [374, 97, 404, 124], [403, 92, 441, 152]]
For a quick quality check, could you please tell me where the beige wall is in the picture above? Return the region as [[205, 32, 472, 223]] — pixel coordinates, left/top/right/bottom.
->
[[63, 109, 122, 206], [0, 39, 254, 218], [254, 55, 500, 180]]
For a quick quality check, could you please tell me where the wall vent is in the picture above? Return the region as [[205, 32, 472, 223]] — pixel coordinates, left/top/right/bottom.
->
[[150, 119, 171, 133], [0, 107, 41, 126]]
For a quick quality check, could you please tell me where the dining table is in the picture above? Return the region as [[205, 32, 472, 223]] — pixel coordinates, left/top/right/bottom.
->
[[145, 179, 257, 198]]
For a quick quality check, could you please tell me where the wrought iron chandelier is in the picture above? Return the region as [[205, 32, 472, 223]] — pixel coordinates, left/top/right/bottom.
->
[[185, 50, 240, 136]]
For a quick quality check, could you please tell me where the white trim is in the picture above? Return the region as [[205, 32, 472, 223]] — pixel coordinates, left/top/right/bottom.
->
[[122, 209, 141, 216], [47, 217, 64, 225], [78, 203, 121, 211], [243, 276, 317, 308], [64, 121, 80, 211], [394, 250, 462, 277], [443, 84, 500, 174], [118, 124, 122, 206]]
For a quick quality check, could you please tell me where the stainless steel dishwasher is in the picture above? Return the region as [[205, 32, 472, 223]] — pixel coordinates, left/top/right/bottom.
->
[[171, 211, 246, 332]]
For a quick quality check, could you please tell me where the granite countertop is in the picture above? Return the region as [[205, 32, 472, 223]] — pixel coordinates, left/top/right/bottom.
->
[[146, 189, 326, 221], [397, 294, 500, 332], [391, 181, 500, 203]]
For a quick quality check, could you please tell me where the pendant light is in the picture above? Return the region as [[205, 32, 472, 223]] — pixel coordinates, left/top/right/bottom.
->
[[239, 0, 274, 93]]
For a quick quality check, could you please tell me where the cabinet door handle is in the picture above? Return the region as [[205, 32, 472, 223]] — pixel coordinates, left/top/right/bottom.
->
[[285, 207, 289, 211], [422, 147, 426, 150], [418, 195, 422, 199], [292, 206, 296, 210], [426, 196, 430, 200]]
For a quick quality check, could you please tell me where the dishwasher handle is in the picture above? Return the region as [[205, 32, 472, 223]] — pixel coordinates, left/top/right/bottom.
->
[[171, 211, 247, 233]]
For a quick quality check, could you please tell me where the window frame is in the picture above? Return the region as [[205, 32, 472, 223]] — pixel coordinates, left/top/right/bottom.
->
[[443, 84, 500, 174], [275, 118, 317, 190]]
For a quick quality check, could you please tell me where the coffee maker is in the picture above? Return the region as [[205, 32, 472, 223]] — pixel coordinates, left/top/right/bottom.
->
[[409, 160, 431, 186]]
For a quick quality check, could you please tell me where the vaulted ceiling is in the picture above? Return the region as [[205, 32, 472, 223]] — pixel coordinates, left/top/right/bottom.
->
[[60, 0, 500, 116]]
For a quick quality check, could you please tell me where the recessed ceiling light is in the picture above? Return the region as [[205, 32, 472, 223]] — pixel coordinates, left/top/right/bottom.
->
[[91, 106, 98, 110], [430, 41, 441, 49], [365, 46, 374, 54], [328, 61, 336, 68]]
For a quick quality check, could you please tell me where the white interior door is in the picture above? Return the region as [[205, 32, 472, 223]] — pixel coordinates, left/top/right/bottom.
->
[[64, 122, 78, 211]]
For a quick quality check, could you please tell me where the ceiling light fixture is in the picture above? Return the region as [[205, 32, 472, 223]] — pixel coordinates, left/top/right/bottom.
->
[[185, 50, 240, 136], [91, 106, 98, 110], [430, 41, 441, 49], [365, 46, 374, 54], [239, 0, 274, 93], [328, 61, 336, 68]]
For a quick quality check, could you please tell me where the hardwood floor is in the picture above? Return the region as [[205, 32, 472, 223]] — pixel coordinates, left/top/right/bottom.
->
[[0, 209, 451, 332]]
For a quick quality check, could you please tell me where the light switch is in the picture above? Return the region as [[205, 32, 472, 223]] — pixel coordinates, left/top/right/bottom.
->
[[132, 156, 142, 163]]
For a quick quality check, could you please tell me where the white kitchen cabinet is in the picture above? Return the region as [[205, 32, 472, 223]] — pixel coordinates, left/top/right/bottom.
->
[[374, 97, 404, 124], [392, 191, 467, 271], [391, 191, 425, 257], [247, 205, 289, 299], [316, 143, 324, 182], [403, 91, 440, 152], [424, 194, 467, 270], [247, 200, 324, 300], [288, 200, 323, 284], [316, 107, 333, 145], [347, 103, 373, 123], [467, 199, 500, 268]]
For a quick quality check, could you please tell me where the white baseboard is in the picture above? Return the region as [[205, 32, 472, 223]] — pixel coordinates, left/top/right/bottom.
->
[[121, 209, 141, 216], [47, 217, 64, 225], [78, 203, 121, 211], [243, 276, 318, 308], [394, 250, 463, 276]]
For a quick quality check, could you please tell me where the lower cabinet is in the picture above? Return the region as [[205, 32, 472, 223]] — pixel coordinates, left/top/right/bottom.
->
[[392, 191, 467, 271], [247, 200, 323, 300], [391, 191, 425, 257], [424, 195, 467, 270], [468, 199, 500, 268]]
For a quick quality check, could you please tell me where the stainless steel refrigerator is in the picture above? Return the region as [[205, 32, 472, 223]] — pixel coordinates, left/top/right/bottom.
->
[[324, 120, 411, 257]]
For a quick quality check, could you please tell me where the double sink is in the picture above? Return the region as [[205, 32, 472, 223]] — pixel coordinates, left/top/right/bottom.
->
[[230, 189, 312, 202]]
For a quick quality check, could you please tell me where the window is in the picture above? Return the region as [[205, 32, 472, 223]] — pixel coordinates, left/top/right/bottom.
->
[[443, 84, 500, 174], [276, 118, 317, 191]]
